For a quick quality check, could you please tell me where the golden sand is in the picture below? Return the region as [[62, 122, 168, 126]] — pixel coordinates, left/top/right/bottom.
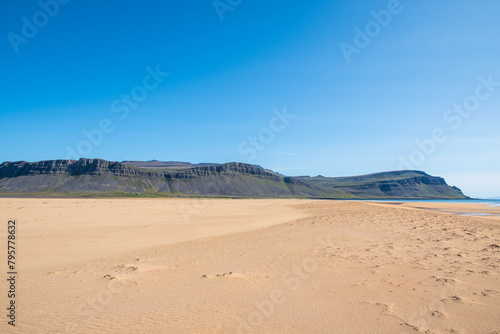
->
[[0, 198, 499, 333]]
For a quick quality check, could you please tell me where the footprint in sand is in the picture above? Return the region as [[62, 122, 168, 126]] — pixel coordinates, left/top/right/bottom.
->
[[431, 310, 444, 317], [201, 271, 248, 279], [114, 264, 139, 272], [441, 295, 463, 303]]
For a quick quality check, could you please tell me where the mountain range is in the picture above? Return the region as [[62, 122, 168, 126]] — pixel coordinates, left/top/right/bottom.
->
[[0, 158, 468, 199]]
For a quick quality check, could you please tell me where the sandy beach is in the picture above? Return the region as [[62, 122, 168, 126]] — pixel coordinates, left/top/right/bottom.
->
[[0, 198, 499, 333]]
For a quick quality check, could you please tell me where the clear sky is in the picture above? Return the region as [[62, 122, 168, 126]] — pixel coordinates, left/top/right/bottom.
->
[[1, 0, 499, 198]]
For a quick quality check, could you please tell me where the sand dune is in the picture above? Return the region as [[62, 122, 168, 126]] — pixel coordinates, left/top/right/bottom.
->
[[0, 199, 499, 333]]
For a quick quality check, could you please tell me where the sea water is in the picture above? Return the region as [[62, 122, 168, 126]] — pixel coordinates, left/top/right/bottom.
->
[[351, 199, 500, 206], [351, 198, 500, 216]]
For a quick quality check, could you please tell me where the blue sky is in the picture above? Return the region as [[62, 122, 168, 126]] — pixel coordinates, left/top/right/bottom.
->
[[1, 0, 499, 197]]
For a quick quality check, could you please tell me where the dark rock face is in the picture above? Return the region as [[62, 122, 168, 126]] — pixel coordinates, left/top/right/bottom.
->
[[0, 159, 304, 196], [0, 159, 468, 199], [297, 170, 467, 199], [283, 176, 310, 187], [342, 174, 464, 198], [122, 160, 220, 169], [0, 159, 142, 178], [377, 175, 446, 190], [0, 159, 75, 177], [0, 159, 276, 180], [66, 159, 146, 176]]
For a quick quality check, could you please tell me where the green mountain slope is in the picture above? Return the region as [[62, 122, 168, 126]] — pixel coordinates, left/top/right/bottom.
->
[[297, 171, 467, 199], [0, 159, 468, 199]]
